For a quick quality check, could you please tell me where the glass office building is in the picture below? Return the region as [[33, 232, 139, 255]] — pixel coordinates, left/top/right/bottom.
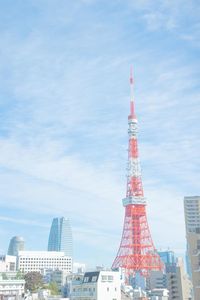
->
[[48, 217, 73, 258], [7, 236, 25, 256], [158, 250, 176, 273]]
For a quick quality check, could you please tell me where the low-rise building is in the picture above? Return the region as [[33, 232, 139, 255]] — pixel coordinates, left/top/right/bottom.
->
[[0, 255, 16, 272], [148, 288, 169, 300], [71, 270, 121, 300], [0, 272, 25, 300]]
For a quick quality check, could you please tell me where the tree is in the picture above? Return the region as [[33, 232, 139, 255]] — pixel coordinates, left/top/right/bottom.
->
[[24, 271, 43, 292], [48, 282, 59, 295], [16, 270, 24, 279]]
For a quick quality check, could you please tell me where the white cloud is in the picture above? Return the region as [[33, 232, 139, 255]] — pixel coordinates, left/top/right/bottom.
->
[[0, 216, 48, 228], [0, 0, 199, 266]]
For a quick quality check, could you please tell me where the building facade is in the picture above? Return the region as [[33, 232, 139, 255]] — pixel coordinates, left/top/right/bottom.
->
[[17, 251, 72, 274], [0, 273, 25, 300], [7, 237, 24, 257], [0, 255, 16, 272], [48, 217, 73, 258], [166, 258, 192, 300], [148, 251, 192, 300], [71, 270, 121, 300], [149, 288, 169, 300], [184, 195, 200, 300], [158, 251, 176, 273], [50, 270, 69, 294]]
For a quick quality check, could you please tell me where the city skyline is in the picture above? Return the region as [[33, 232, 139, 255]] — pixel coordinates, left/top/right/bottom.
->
[[0, 1, 199, 267]]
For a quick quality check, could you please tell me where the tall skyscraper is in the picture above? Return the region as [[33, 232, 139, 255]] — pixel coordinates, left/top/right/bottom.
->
[[7, 236, 25, 256], [184, 196, 200, 300], [48, 217, 73, 258]]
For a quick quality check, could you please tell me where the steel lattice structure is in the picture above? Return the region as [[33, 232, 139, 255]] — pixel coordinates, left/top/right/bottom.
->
[[112, 70, 163, 276]]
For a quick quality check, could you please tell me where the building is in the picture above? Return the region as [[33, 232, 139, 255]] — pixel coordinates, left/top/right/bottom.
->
[[73, 263, 86, 274], [148, 288, 169, 300], [148, 251, 192, 300], [158, 251, 176, 273], [7, 236, 25, 256], [50, 270, 69, 293], [166, 258, 192, 300], [65, 274, 84, 298], [17, 251, 72, 274], [121, 286, 147, 299], [71, 270, 121, 300], [146, 270, 166, 291], [0, 272, 25, 299], [0, 255, 16, 272], [48, 217, 73, 258], [184, 195, 200, 300], [147, 251, 176, 291]]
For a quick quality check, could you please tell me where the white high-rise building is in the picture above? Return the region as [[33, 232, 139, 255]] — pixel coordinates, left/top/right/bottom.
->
[[184, 196, 200, 300], [17, 251, 72, 274]]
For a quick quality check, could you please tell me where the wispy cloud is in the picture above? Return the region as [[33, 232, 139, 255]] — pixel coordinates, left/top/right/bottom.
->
[[0, 216, 49, 228], [0, 0, 199, 266]]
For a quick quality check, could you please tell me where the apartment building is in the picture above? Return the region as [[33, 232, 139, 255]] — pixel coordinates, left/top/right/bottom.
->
[[71, 270, 121, 300]]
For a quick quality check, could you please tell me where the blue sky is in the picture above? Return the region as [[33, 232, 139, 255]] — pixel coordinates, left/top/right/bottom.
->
[[0, 0, 199, 268]]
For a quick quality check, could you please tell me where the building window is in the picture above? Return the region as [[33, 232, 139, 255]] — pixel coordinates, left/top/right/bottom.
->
[[101, 275, 107, 281], [84, 277, 89, 283], [108, 275, 113, 281], [92, 276, 97, 282]]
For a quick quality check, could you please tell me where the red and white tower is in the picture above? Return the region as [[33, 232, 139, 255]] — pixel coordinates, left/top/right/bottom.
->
[[112, 69, 163, 276]]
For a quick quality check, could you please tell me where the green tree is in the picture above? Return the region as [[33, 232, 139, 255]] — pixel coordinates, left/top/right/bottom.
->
[[24, 271, 43, 292], [16, 270, 24, 279], [48, 281, 59, 295]]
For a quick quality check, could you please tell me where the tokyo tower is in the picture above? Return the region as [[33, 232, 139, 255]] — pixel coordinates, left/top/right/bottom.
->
[[112, 69, 163, 276]]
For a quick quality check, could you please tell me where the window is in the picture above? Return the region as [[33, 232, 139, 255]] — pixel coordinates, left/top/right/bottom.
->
[[101, 275, 107, 281], [92, 276, 97, 282], [108, 275, 113, 281], [84, 277, 89, 283]]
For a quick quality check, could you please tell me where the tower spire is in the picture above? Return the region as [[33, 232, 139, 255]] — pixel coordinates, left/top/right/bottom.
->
[[112, 69, 163, 277], [129, 66, 135, 119]]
